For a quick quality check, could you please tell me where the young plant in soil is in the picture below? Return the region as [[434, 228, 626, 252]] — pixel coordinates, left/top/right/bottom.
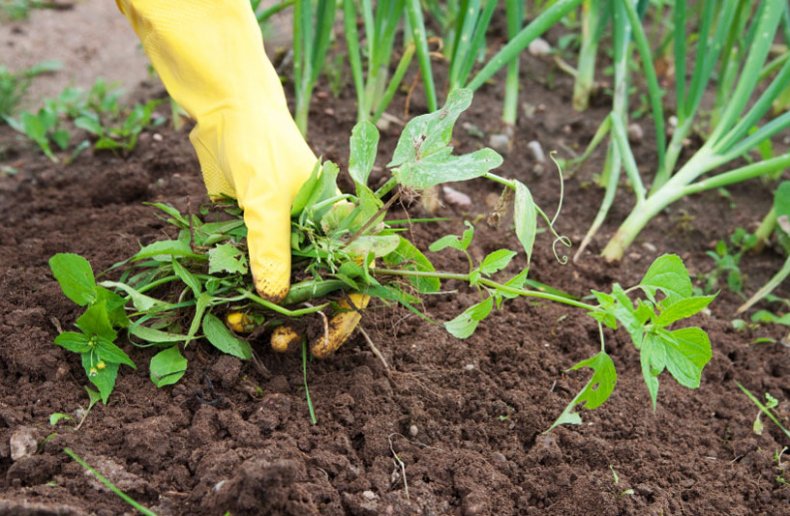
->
[[572, 0, 790, 261], [50, 89, 715, 428]]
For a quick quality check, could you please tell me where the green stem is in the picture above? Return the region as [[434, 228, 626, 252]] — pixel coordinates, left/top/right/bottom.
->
[[373, 268, 596, 311], [752, 207, 777, 251], [64, 448, 156, 516], [405, 0, 438, 111], [240, 290, 329, 317]]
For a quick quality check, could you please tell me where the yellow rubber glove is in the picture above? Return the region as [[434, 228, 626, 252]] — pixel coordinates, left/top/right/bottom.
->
[[116, 0, 316, 301]]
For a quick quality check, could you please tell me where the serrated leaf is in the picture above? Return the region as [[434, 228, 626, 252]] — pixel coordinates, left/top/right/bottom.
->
[[514, 181, 537, 264], [549, 351, 617, 431], [202, 313, 252, 359], [349, 120, 380, 186], [49, 253, 97, 306], [149, 346, 188, 387], [640, 254, 692, 304], [444, 297, 494, 339], [208, 244, 248, 275], [660, 327, 712, 389], [82, 354, 118, 404], [95, 337, 136, 368], [480, 249, 517, 276], [76, 303, 117, 342], [54, 332, 91, 353], [382, 237, 440, 294], [655, 295, 715, 327]]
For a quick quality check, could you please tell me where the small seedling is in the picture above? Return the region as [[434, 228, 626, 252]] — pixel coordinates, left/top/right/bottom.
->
[[738, 382, 790, 441]]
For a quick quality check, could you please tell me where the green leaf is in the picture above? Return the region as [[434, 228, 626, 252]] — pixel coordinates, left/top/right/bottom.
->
[[639, 254, 693, 304], [382, 237, 440, 294], [54, 332, 91, 353], [774, 181, 790, 218], [660, 327, 712, 389], [349, 120, 380, 186], [549, 351, 617, 431], [513, 180, 538, 264], [132, 239, 200, 262], [429, 222, 474, 252], [640, 335, 661, 409], [149, 346, 188, 387], [145, 202, 190, 228], [208, 244, 248, 275], [290, 161, 322, 217], [49, 413, 72, 426], [751, 310, 790, 326], [49, 253, 97, 306], [202, 313, 252, 359], [82, 354, 118, 404], [389, 89, 473, 168], [100, 281, 173, 312], [96, 287, 130, 329], [95, 337, 136, 368], [76, 303, 117, 342], [392, 148, 503, 189], [128, 323, 190, 344], [172, 259, 202, 297], [344, 235, 401, 258], [480, 249, 517, 276], [73, 114, 103, 135], [444, 297, 494, 339], [654, 295, 715, 327]]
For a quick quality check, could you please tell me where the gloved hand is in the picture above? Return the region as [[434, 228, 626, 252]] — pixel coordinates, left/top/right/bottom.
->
[[118, 0, 371, 358], [116, 0, 316, 302]]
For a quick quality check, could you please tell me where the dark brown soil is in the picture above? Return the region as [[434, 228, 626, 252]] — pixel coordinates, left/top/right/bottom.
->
[[1, 41, 789, 516]]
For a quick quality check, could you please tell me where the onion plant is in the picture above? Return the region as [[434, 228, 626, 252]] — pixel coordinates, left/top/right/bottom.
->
[[572, 0, 610, 111], [342, 0, 415, 123], [571, 0, 790, 262], [292, 0, 338, 135]]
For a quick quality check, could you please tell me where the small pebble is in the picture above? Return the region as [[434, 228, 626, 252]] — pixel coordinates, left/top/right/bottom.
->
[[528, 37, 552, 56], [152, 133, 163, 142], [488, 133, 511, 154], [9, 427, 37, 461], [642, 242, 657, 253], [464, 364, 475, 371], [627, 123, 644, 144], [527, 140, 546, 163], [409, 424, 419, 437], [442, 186, 472, 209], [362, 490, 378, 501]]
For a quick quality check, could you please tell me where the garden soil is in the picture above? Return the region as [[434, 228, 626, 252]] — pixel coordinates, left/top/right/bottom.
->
[[1, 24, 789, 516]]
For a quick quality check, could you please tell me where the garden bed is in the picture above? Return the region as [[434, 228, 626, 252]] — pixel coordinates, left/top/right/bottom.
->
[[1, 31, 789, 516]]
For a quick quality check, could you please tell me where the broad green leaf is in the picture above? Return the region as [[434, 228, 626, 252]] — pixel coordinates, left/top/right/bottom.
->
[[290, 161, 322, 216], [549, 351, 617, 430], [345, 235, 401, 258], [96, 286, 130, 329], [172, 259, 202, 297], [132, 239, 200, 262], [349, 120, 380, 186], [513, 181, 537, 264], [389, 89, 474, 168], [640, 254, 692, 304], [392, 148, 503, 189], [149, 346, 188, 387], [100, 280, 174, 312], [49, 253, 97, 306], [128, 323, 190, 344], [96, 337, 136, 368], [208, 244, 248, 275], [54, 332, 91, 353], [499, 269, 530, 300], [73, 115, 103, 135], [76, 303, 117, 342], [82, 354, 118, 404], [382, 237, 440, 294], [49, 413, 72, 426], [774, 181, 790, 219], [480, 249, 517, 276], [655, 295, 715, 327], [202, 313, 252, 359], [660, 327, 712, 389], [444, 297, 494, 339]]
